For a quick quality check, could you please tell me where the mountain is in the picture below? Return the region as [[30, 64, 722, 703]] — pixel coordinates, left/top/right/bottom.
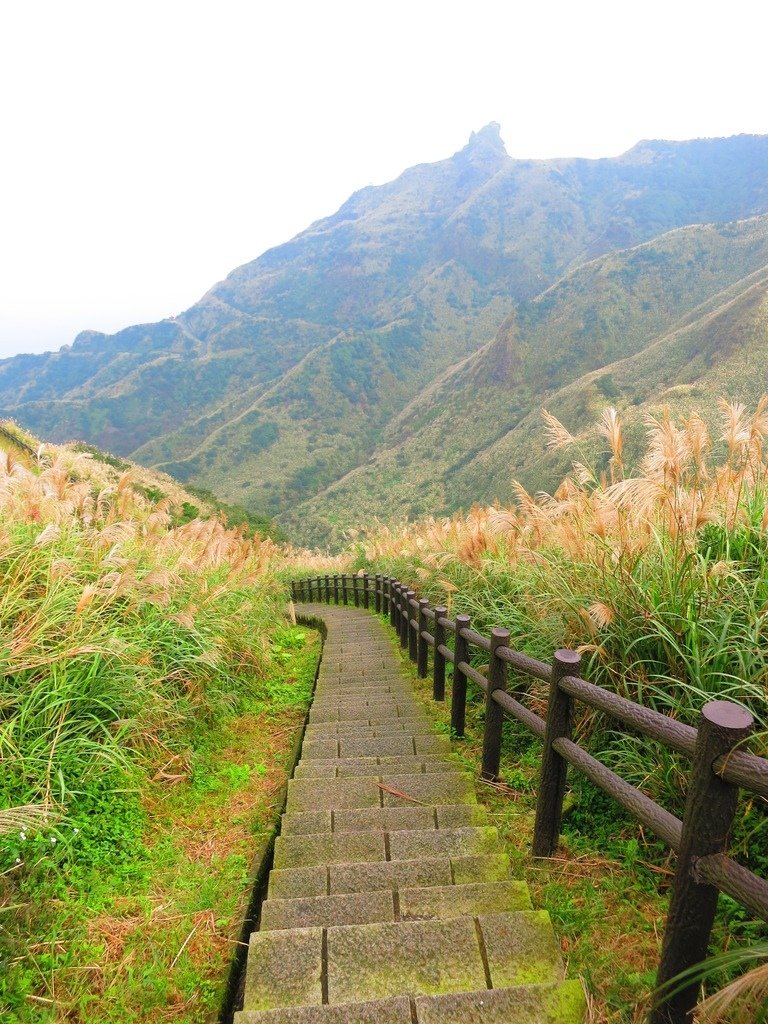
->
[[2, 128, 768, 545]]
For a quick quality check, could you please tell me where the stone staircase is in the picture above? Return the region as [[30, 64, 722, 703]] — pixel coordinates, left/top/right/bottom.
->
[[235, 604, 585, 1023]]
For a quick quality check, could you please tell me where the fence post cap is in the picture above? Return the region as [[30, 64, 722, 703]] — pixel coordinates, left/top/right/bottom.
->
[[455, 613, 470, 625], [702, 700, 753, 731], [554, 648, 581, 666], [491, 627, 510, 643]]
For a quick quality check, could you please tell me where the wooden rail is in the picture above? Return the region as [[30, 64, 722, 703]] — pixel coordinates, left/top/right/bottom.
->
[[292, 572, 768, 1024]]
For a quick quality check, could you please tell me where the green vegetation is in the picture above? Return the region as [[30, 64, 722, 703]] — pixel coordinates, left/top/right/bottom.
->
[[355, 401, 768, 1021], [0, 434, 318, 1022]]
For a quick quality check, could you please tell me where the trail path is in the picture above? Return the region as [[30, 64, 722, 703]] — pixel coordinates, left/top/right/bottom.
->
[[235, 605, 584, 1023]]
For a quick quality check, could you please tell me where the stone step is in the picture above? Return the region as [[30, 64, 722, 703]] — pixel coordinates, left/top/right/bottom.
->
[[235, 981, 585, 1022], [273, 826, 500, 869], [286, 772, 476, 813], [309, 706, 418, 723], [303, 721, 436, 739], [260, 880, 531, 931], [242, 912, 564, 1011], [300, 735, 452, 760], [308, 704, 417, 722], [293, 755, 462, 780], [280, 803, 488, 836], [268, 853, 513, 899]]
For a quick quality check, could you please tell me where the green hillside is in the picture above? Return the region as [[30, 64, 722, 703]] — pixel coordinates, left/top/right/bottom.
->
[[282, 217, 768, 545], [2, 130, 768, 540]]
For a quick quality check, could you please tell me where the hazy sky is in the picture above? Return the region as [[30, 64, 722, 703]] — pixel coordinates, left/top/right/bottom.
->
[[1, 0, 766, 358]]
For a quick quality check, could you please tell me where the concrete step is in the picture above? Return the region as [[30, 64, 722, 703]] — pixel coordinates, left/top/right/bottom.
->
[[242, 912, 564, 1011], [286, 772, 476, 813], [260, 880, 530, 931], [268, 853, 513, 899], [280, 803, 488, 836], [235, 981, 585, 1022], [303, 720, 434, 738], [292, 755, 462, 779], [273, 826, 500, 869]]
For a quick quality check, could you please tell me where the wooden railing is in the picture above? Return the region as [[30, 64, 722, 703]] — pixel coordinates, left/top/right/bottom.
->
[[291, 573, 768, 1024]]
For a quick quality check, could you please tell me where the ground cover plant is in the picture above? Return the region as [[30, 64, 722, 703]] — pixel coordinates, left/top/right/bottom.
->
[[0, 426, 320, 1022], [357, 399, 768, 1021]]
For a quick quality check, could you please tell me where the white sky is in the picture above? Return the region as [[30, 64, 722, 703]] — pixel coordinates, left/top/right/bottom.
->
[[1, 0, 766, 358]]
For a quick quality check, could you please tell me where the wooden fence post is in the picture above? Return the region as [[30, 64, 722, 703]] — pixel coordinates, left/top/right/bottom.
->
[[451, 613, 471, 738], [481, 628, 511, 780], [363, 572, 370, 610], [341, 574, 348, 606], [352, 574, 360, 607], [333, 574, 339, 604], [533, 649, 581, 856], [324, 574, 330, 603], [406, 591, 418, 662], [417, 599, 430, 678], [374, 574, 382, 614], [390, 581, 399, 629], [432, 606, 447, 700], [651, 700, 753, 1024], [400, 588, 409, 649]]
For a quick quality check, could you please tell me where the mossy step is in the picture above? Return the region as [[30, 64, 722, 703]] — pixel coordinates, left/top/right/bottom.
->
[[261, 889, 396, 930], [293, 755, 463, 780], [300, 735, 451, 760], [243, 912, 563, 1011], [268, 853, 512, 899], [235, 994, 411, 1024], [274, 825, 500, 869], [309, 706, 419, 723], [414, 980, 586, 1023], [304, 717, 432, 733], [261, 880, 531, 930], [286, 772, 476, 812], [308, 704, 417, 722], [304, 720, 433, 738], [280, 803, 488, 836], [235, 980, 585, 1023]]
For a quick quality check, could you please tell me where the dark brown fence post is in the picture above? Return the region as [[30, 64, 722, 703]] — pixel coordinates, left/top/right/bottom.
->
[[390, 581, 399, 629], [451, 613, 471, 738], [417, 599, 430, 678], [383, 576, 390, 617], [363, 572, 370, 610], [398, 587, 409, 649], [333, 574, 340, 604], [481, 628, 511, 781], [341, 574, 348, 606], [651, 700, 754, 1024], [406, 591, 417, 660], [533, 649, 581, 856], [374, 574, 382, 614], [324, 574, 331, 603], [432, 606, 447, 701], [352, 574, 360, 607], [401, 589, 410, 650]]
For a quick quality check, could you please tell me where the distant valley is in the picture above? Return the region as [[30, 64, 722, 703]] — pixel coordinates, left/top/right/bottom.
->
[[3, 125, 768, 546]]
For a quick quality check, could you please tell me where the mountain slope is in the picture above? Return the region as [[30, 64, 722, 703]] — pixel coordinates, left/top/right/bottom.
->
[[2, 129, 768, 537], [280, 216, 768, 544]]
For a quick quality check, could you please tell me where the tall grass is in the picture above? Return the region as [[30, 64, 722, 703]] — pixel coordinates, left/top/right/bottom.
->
[[358, 399, 768, 1017], [0, 434, 299, 1018], [360, 400, 768, 746]]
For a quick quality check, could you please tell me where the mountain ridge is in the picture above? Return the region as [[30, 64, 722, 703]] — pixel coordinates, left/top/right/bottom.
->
[[2, 129, 768, 544]]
